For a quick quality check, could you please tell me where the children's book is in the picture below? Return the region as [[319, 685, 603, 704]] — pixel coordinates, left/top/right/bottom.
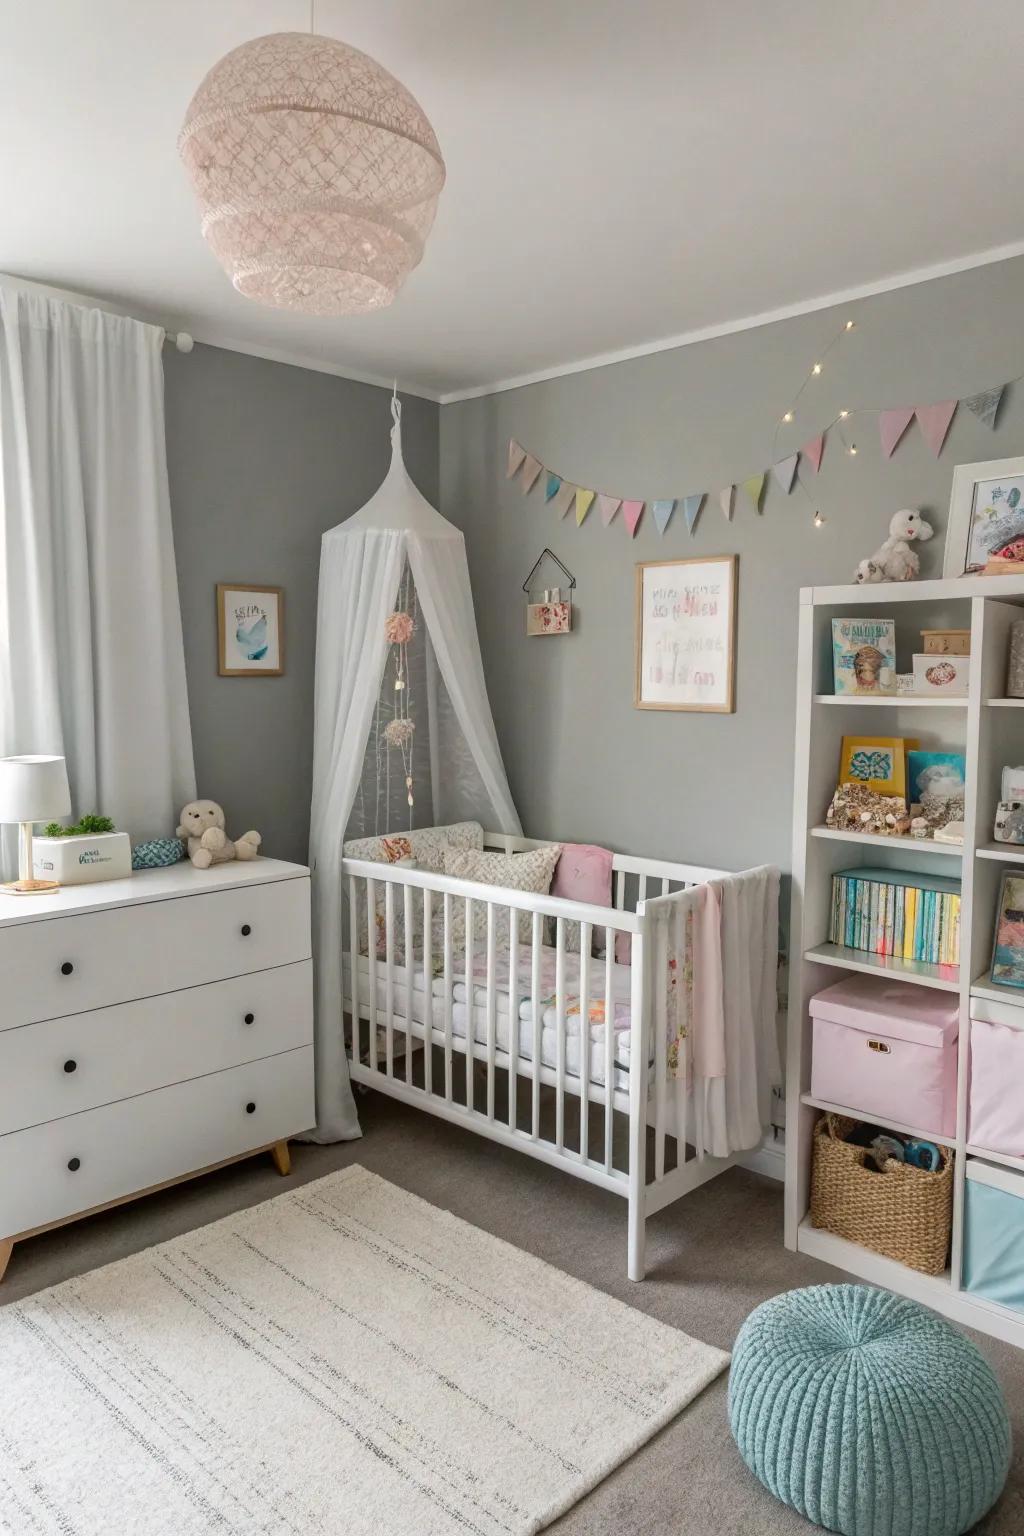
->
[[838, 737, 915, 800], [831, 618, 896, 696]]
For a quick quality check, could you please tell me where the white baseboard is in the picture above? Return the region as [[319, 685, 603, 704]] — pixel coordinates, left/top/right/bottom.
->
[[738, 1135, 785, 1183]]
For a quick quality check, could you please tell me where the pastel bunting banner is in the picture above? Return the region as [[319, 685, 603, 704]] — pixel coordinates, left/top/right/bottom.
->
[[652, 499, 675, 535], [878, 406, 915, 460], [915, 399, 957, 458], [742, 473, 765, 513], [597, 494, 621, 526], [719, 486, 734, 521], [507, 440, 526, 478], [544, 472, 561, 502], [550, 481, 575, 518], [575, 488, 595, 526], [772, 454, 799, 495], [622, 500, 644, 537], [801, 435, 824, 474], [519, 453, 542, 493], [963, 384, 1004, 430], [682, 492, 705, 535]]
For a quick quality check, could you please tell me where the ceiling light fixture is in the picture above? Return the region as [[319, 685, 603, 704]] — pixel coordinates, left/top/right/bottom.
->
[[178, 28, 445, 316]]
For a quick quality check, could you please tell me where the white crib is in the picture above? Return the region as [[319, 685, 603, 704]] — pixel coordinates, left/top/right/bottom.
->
[[341, 832, 760, 1280]]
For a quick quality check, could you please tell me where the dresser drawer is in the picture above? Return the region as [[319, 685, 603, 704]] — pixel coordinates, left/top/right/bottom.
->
[[0, 1047, 314, 1238], [0, 876, 310, 1030], [0, 961, 312, 1134]]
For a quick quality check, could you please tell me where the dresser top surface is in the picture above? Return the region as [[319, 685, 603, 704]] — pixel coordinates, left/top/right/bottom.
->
[[0, 857, 309, 928]]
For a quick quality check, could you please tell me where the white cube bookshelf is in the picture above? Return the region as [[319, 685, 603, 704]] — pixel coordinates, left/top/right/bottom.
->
[[786, 572, 1024, 1350]]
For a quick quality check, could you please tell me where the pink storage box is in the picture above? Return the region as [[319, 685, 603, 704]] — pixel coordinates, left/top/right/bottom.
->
[[809, 973, 959, 1137], [969, 1013, 1024, 1158]]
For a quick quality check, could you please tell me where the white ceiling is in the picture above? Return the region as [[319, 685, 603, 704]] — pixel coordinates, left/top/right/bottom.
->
[[3, 0, 1023, 401]]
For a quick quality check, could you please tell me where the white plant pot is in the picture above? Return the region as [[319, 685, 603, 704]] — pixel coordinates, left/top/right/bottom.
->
[[32, 832, 132, 885]]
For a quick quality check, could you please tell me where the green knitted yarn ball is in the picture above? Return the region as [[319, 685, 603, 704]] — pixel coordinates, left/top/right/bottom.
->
[[729, 1285, 1010, 1536], [131, 837, 185, 870]]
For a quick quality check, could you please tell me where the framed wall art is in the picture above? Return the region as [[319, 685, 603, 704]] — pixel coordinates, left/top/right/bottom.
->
[[216, 583, 284, 676], [943, 456, 1024, 577], [634, 554, 737, 712]]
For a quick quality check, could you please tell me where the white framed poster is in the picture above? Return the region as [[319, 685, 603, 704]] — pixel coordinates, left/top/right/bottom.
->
[[217, 583, 284, 676], [634, 555, 737, 712]]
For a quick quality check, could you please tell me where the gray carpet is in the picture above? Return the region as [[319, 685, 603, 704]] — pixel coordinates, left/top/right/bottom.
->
[[3, 1089, 1022, 1535]]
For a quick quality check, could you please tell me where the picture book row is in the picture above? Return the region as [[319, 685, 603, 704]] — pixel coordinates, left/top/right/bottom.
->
[[828, 868, 961, 968], [832, 619, 969, 698], [825, 738, 965, 843]]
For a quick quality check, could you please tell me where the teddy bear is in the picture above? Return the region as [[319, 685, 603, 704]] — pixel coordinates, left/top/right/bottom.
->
[[854, 509, 934, 583], [176, 799, 262, 869]]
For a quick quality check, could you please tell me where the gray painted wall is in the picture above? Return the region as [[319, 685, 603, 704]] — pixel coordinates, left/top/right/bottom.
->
[[439, 256, 1024, 876], [164, 343, 438, 865]]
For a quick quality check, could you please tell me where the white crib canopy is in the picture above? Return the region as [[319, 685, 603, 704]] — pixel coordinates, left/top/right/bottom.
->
[[309, 399, 522, 1141]]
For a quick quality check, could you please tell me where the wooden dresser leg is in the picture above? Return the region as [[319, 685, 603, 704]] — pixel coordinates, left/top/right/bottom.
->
[[0, 1239, 14, 1283], [270, 1140, 292, 1177]]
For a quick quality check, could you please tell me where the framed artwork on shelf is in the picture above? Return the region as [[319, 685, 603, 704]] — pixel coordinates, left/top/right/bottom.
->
[[991, 870, 1024, 989], [216, 583, 284, 676], [943, 456, 1024, 577], [634, 554, 737, 712]]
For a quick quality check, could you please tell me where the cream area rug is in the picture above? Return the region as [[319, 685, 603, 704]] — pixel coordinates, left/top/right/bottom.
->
[[0, 1166, 728, 1535]]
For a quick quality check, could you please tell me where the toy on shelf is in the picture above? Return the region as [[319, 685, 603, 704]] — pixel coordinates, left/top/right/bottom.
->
[[853, 509, 934, 584], [176, 799, 262, 869]]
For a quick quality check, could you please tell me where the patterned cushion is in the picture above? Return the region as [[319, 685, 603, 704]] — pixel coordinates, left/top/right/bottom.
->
[[444, 845, 561, 945], [344, 823, 484, 957]]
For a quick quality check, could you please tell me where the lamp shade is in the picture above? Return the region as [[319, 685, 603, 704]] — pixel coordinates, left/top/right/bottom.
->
[[0, 756, 71, 823]]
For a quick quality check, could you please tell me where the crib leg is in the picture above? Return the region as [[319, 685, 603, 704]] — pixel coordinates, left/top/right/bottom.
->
[[627, 1187, 646, 1281]]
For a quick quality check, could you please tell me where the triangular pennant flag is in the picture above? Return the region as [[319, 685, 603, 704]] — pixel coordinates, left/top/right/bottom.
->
[[682, 493, 705, 535], [519, 454, 542, 493], [550, 481, 575, 518], [915, 400, 957, 458], [597, 494, 621, 526], [544, 472, 561, 502], [801, 435, 824, 474], [719, 486, 734, 521], [963, 385, 1005, 430], [742, 473, 765, 513], [622, 500, 644, 537], [772, 454, 799, 495], [575, 488, 595, 526], [507, 440, 526, 478], [652, 499, 675, 535], [878, 406, 915, 460]]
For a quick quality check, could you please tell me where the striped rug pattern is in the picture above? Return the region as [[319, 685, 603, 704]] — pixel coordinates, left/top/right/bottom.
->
[[0, 1166, 727, 1535]]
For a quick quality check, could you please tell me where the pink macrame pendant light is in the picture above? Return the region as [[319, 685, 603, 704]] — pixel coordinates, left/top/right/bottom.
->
[[178, 32, 445, 315]]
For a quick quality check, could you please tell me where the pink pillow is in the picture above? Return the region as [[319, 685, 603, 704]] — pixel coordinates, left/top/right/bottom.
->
[[551, 843, 632, 963]]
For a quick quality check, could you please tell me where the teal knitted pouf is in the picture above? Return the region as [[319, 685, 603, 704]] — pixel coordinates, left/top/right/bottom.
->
[[729, 1285, 1010, 1536]]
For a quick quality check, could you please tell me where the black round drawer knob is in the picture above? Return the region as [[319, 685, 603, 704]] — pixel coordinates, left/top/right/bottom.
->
[[63, 1059, 77, 1074], [67, 1156, 81, 1172], [244, 1012, 255, 1025], [60, 961, 74, 976], [240, 924, 252, 937], [245, 1101, 256, 1114]]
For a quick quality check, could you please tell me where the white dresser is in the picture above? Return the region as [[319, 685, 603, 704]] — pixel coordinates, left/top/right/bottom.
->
[[0, 857, 315, 1279]]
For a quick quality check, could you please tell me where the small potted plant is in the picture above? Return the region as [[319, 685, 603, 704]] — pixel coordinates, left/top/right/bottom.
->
[[33, 813, 133, 885]]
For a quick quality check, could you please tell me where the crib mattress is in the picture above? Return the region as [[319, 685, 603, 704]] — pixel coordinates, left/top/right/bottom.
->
[[348, 943, 638, 1089]]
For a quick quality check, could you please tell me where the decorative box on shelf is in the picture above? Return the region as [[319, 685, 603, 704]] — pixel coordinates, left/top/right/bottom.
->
[[523, 548, 575, 637], [33, 831, 132, 885], [921, 629, 971, 656], [912, 652, 970, 697]]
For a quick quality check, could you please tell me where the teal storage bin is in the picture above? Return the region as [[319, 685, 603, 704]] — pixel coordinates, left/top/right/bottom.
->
[[964, 1160, 1024, 1313]]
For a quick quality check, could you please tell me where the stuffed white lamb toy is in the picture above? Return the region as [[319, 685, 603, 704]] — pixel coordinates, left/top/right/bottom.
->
[[854, 509, 933, 583]]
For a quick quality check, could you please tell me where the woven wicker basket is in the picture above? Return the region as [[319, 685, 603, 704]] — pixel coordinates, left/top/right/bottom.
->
[[809, 1114, 953, 1275]]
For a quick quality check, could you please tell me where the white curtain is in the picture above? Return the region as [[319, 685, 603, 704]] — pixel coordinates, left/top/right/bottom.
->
[[0, 288, 195, 874], [309, 410, 521, 1141]]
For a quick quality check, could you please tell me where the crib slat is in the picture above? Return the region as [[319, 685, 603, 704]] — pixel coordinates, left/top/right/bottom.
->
[[367, 877, 379, 1072], [660, 877, 670, 896], [385, 882, 396, 1078], [507, 906, 519, 1131], [555, 918, 566, 1152], [654, 914, 668, 1181], [404, 883, 414, 1082], [464, 897, 475, 1114], [530, 911, 542, 1139], [423, 887, 433, 1096], [579, 922, 592, 1163], [443, 892, 454, 1101], [485, 904, 497, 1120], [674, 902, 687, 1164], [604, 942, 615, 1173], [638, 874, 648, 907], [615, 869, 625, 912], [348, 875, 360, 1068]]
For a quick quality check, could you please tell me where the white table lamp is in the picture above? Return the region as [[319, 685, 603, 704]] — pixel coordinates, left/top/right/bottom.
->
[[0, 755, 72, 894]]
